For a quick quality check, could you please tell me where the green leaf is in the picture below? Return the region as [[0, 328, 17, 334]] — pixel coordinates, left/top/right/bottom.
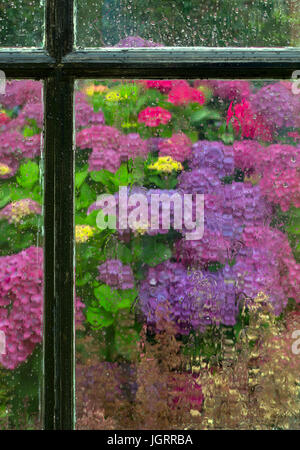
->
[[0, 184, 11, 208], [142, 240, 172, 267], [191, 108, 221, 124], [86, 306, 114, 329], [75, 166, 88, 189], [94, 284, 137, 313], [17, 161, 39, 189], [114, 163, 129, 186]]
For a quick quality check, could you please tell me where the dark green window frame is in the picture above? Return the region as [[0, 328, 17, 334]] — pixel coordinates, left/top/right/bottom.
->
[[0, 0, 299, 430]]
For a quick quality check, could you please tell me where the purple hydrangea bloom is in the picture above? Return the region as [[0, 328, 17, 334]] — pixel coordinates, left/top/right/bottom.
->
[[114, 36, 164, 48], [178, 167, 222, 194], [146, 137, 164, 153], [97, 259, 135, 290], [250, 82, 300, 129], [188, 140, 235, 178], [138, 261, 240, 334]]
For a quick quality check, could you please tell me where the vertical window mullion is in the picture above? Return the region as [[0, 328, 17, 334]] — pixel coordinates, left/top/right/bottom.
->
[[43, 0, 75, 430]]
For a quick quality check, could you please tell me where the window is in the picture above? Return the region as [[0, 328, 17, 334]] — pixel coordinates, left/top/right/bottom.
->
[[0, 0, 299, 430]]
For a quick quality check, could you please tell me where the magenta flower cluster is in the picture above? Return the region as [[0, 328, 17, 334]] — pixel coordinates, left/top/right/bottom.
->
[[77, 125, 149, 173], [0, 247, 85, 370]]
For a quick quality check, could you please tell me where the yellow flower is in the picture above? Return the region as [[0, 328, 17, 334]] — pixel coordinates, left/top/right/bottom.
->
[[148, 156, 183, 174], [84, 84, 108, 96], [0, 163, 12, 176], [121, 122, 138, 129], [10, 200, 35, 223], [105, 91, 121, 102], [75, 225, 95, 243]]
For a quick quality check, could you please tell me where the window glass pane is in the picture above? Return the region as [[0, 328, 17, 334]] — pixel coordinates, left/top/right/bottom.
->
[[75, 0, 300, 48], [0, 79, 43, 429], [75, 79, 300, 429], [0, 1, 44, 48]]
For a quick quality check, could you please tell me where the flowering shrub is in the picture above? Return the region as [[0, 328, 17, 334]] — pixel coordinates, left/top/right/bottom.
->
[[0, 77, 300, 429]]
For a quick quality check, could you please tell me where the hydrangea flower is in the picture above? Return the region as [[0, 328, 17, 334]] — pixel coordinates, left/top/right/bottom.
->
[[178, 168, 222, 194], [250, 82, 300, 129], [206, 80, 251, 102], [240, 226, 300, 305], [76, 125, 121, 151], [75, 95, 105, 129], [139, 261, 240, 333], [119, 133, 149, 160], [138, 107, 172, 127], [0, 80, 42, 109], [168, 82, 205, 106], [97, 259, 135, 290], [0, 247, 85, 370], [158, 133, 192, 162], [0, 199, 42, 224], [0, 247, 43, 369], [9, 102, 43, 130], [188, 140, 235, 178], [88, 147, 121, 173]]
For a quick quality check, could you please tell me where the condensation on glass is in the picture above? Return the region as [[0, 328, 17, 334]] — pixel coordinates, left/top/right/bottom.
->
[[0, 0, 44, 48], [74, 78, 300, 430], [0, 80, 43, 429], [75, 0, 300, 48]]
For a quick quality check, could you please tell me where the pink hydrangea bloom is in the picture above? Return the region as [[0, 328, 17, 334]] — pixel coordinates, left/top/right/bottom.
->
[[138, 106, 172, 127], [75, 93, 105, 129], [168, 82, 205, 106], [76, 125, 120, 150], [250, 82, 300, 129], [227, 99, 273, 142], [88, 147, 121, 173], [22, 134, 42, 159], [206, 80, 251, 102], [119, 133, 149, 160], [0, 247, 43, 369], [240, 226, 300, 307], [9, 102, 43, 130], [0, 80, 42, 109], [158, 133, 192, 162], [0, 247, 85, 370]]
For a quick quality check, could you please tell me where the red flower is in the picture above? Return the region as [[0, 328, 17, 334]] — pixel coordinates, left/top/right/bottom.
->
[[168, 82, 205, 106], [138, 106, 172, 127], [227, 99, 273, 142], [0, 111, 10, 126]]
